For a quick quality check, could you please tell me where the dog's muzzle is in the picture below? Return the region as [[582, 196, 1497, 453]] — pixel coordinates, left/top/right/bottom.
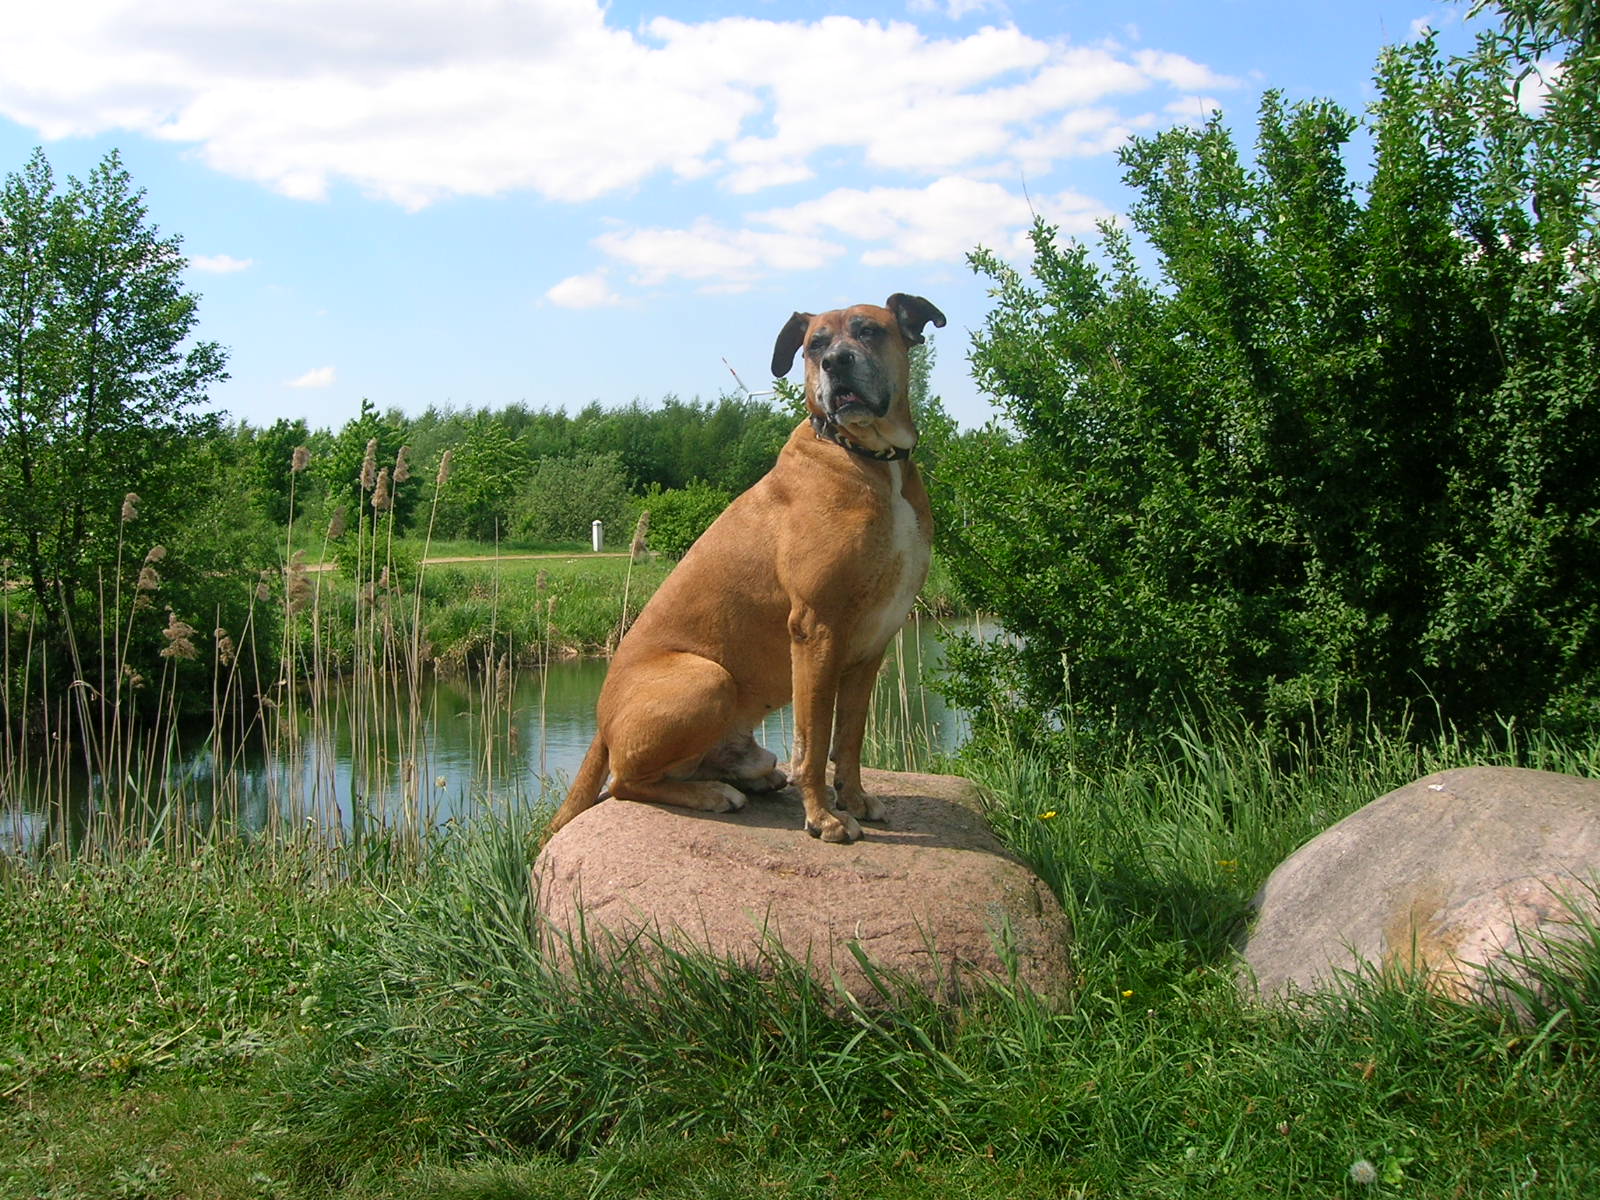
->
[[821, 347, 889, 423]]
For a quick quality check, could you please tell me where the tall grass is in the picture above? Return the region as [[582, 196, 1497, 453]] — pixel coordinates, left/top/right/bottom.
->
[[264, 715, 1600, 1197]]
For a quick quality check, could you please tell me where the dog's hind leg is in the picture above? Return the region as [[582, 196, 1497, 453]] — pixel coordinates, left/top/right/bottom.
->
[[697, 729, 787, 794], [604, 651, 751, 816]]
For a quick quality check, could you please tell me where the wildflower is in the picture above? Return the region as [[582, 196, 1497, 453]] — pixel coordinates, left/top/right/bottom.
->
[[159, 610, 198, 660], [436, 448, 453, 487], [360, 438, 378, 491], [1039, 810, 1057, 820], [394, 445, 412, 484], [121, 492, 140, 522], [291, 445, 309, 474], [1348, 1160, 1378, 1187], [1120, 989, 1133, 999], [1216, 859, 1238, 871], [372, 466, 392, 512]]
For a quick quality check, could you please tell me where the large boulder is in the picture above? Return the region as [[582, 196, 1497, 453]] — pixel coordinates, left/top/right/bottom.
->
[[534, 768, 1073, 1006], [1241, 766, 1600, 1007]]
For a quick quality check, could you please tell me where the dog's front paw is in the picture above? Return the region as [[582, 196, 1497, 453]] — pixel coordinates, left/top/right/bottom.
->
[[835, 784, 887, 822], [805, 810, 862, 843]]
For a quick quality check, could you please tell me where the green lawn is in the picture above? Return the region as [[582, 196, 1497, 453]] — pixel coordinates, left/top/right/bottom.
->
[[4, 717, 1597, 1198]]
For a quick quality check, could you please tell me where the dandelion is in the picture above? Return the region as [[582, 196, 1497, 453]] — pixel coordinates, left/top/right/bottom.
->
[[372, 466, 392, 512], [291, 445, 310, 474], [360, 438, 379, 491], [159, 610, 198, 660], [394, 445, 412, 483], [436, 448, 453, 487], [1348, 1160, 1378, 1187], [121, 492, 140, 522]]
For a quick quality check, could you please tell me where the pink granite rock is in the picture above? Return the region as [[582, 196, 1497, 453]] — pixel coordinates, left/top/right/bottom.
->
[[1242, 766, 1600, 1008], [534, 768, 1073, 1006]]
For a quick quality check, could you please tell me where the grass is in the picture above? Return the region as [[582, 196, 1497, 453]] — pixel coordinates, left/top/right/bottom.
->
[[4, 715, 1599, 1198]]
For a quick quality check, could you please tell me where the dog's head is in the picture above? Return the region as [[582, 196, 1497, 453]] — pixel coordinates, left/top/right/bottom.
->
[[771, 294, 946, 455]]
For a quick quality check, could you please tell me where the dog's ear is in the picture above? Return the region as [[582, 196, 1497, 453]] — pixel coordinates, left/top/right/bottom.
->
[[771, 311, 813, 377], [886, 294, 946, 347]]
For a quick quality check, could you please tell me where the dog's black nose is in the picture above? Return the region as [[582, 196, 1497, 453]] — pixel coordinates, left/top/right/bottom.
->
[[822, 344, 856, 374]]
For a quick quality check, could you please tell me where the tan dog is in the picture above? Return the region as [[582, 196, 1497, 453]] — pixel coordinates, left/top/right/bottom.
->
[[547, 293, 946, 843]]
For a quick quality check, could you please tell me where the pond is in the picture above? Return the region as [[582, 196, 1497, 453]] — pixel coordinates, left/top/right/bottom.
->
[[5, 617, 985, 850]]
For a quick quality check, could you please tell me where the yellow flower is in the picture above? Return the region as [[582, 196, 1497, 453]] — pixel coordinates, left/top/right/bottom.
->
[[1216, 859, 1238, 871], [1121, 989, 1133, 999], [1039, 810, 1058, 820]]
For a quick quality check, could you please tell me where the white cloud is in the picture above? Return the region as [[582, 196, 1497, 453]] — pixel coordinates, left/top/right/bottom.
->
[[188, 253, 254, 273], [595, 220, 844, 291], [755, 176, 1111, 268], [287, 366, 336, 389], [545, 270, 622, 308], [0, 2, 1240, 208]]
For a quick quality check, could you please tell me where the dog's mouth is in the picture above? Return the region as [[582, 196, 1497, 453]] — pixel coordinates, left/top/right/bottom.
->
[[828, 389, 882, 424]]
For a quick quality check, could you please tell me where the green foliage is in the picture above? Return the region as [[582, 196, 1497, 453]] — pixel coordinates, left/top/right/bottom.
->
[[941, 34, 1600, 745], [514, 451, 633, 545], [0, 149, 229, 659], [637, 479, 734, 559]]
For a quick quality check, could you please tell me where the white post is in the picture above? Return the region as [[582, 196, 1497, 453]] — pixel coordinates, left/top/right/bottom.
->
[[591, 520, 604, 552]]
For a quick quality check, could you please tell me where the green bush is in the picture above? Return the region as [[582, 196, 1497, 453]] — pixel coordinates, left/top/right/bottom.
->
[[637, 481, 732, 559], [940, 33, 1600, 746], [513, 452, 632, 546]]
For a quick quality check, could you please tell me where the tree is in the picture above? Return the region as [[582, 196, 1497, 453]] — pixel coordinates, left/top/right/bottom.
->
[[0, 148, 229, 646], [514, 452, 632, 545], [939, 31, 1600, 748]]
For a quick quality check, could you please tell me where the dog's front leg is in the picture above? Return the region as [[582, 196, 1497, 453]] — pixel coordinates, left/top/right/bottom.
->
[[788, 605, 861, 843], [829, 655, 888, 822]]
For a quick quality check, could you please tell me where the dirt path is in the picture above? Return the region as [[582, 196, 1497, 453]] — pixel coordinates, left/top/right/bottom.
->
[[304, 551, 631, 572]]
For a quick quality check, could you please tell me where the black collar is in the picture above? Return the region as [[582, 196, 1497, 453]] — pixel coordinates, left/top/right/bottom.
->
[[810, 415, 912, 461]]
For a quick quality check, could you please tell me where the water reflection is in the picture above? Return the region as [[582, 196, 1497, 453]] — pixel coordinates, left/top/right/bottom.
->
[[7, 618, 978, 848]]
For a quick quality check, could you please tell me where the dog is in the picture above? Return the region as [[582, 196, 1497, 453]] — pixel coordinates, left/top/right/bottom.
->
[[547, 294, 946, 843]]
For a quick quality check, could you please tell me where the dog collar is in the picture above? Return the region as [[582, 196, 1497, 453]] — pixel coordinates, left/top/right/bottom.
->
[[811, 415, 912, 462]]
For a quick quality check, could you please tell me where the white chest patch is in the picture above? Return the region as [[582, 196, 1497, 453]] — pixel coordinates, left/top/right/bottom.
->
[[854, 462, 931, 658]]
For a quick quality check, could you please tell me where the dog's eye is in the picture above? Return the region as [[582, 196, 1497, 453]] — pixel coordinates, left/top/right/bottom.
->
[[807, 335, 830, 354]]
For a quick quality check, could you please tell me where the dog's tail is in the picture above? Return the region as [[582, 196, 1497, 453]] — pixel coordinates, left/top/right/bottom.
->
[[548, 734, 610, 835]]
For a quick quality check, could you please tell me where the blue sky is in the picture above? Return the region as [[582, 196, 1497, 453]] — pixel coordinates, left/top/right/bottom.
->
[[0, 0, 1483, 432]]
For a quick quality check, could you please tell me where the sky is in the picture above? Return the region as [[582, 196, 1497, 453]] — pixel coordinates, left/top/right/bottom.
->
[[0, 0, 1485, 433]]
